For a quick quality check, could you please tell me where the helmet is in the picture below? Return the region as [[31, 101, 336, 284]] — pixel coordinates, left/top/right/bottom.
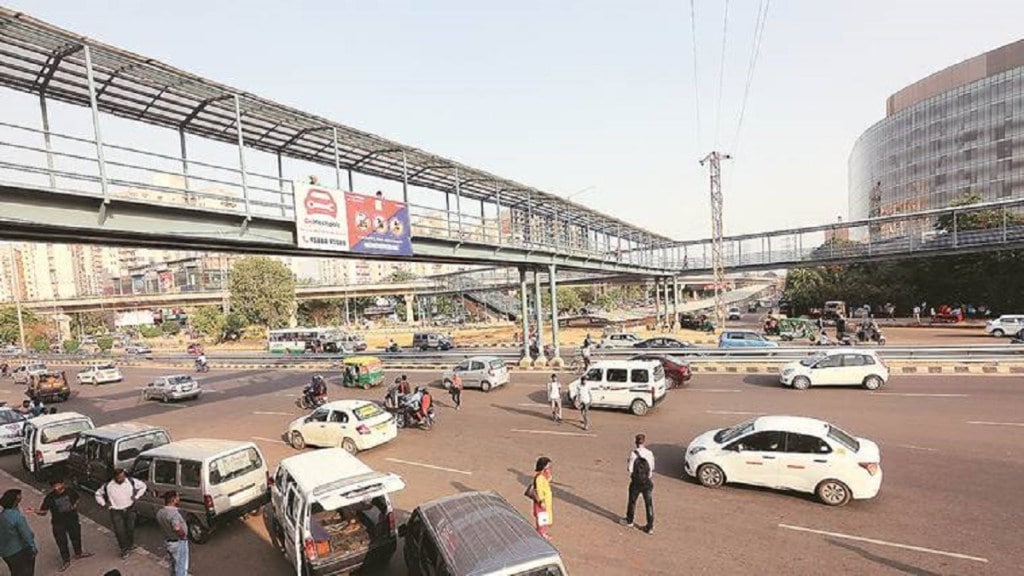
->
[[313, 375, 324, 384]]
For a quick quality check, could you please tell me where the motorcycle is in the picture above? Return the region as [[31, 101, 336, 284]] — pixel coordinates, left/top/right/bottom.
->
[[856, 327, 886, 346], [194, 359, 210, 373], [385, 342, 400, 353], [296, 385, 327, 410], [382, 386, 436, 430]]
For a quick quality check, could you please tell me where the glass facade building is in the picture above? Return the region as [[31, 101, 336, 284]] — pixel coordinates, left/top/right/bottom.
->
[[850, 40, 1024, 223]]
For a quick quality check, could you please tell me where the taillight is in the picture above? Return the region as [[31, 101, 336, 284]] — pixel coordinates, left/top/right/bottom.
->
[[356, 424, 371, 435], [203, 494, 215, 512], [266, 470, 273, 489], [859, 462, 880, 476], [387, 510, 396, 532], [304, 537, 317, 561], [34, 450, 43, 462]]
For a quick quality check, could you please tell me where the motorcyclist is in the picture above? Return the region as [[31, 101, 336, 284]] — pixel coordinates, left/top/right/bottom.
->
[[303, 375, 327, 406], [403, 386, 424, 420], [195, 353, 208, 371], [417, 388, 433, 425], [817, 330, 831, 346], [398, 374, 411, 396], [384, 377, 402, 410], [386, 339, 399, 353]]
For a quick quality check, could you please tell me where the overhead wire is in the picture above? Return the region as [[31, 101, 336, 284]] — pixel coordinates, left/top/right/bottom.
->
[[713, 0, 730, 147], [731, 0, 771, 152], [689, 0, 703, 150]]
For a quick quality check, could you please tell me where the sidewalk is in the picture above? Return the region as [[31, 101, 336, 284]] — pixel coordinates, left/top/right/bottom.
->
[[0, 468, 171, 576]]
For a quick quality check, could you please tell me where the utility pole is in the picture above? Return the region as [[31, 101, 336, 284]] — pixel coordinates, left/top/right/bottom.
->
[[700, 151, 731, 330]]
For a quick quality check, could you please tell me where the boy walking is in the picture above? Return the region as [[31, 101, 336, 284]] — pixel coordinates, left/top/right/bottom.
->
[[621, 433, 655, 534], [577, 377, 592, 431], [547, 374, 562, 423]]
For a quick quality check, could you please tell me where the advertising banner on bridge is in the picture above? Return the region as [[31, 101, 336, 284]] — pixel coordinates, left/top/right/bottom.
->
[[294, 183, 412, 256]]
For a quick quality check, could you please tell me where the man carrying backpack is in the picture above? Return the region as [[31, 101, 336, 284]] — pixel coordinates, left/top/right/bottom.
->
[[621, 433, 655, 535], [93, 468, 146, 559]]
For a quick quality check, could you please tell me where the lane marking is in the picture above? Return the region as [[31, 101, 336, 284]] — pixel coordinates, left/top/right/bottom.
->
[[705, 410, 764, 415], [686, 389, 743, 393], [967, 421, 1024, 427], [511, 428, 597, 438], [253, 411, 296, 416], [384, 457, 473, 476], [886, 443, 939, 453], [864, 389, 966, 393], [518, 403, 546, 407], [778, 524, 988, 563], [251, 436, 287, 445]]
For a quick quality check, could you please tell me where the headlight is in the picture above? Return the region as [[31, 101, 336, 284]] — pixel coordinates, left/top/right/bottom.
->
[[688, 446, 706, 456], [782, 368, 794, 375]]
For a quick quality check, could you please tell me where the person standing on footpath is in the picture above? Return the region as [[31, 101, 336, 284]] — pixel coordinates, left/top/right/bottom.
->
[[36, 478, 93, 572], [94, 468, 146, 558], [156, 491, 189, 576], [527, 457, 554, 540], [577, 376, 592, 431], [547, 374, 562, 423], [450, 371, 463, 411], [0, 488, 37, 576], [621, 433, 655, 535]]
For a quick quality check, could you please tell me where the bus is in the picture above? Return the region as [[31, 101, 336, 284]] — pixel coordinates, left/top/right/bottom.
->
[[267, 328, 334, 354]]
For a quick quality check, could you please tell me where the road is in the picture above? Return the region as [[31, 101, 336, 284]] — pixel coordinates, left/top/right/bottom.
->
[[1, 366, 1021, 575]]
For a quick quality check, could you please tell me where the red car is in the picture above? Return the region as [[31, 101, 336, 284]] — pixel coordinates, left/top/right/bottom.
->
[[630, 353, 691, 388]]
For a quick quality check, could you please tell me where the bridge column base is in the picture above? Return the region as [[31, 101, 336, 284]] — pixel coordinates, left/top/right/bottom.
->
[[519, 357, 534, 368], [547, 356, 564, 368]]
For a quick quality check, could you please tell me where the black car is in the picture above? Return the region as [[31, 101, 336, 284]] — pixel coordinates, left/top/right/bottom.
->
[[633, 337, 691, 349]]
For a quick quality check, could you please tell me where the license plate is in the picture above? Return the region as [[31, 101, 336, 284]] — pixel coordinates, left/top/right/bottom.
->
[[374, 422, 390, 432]]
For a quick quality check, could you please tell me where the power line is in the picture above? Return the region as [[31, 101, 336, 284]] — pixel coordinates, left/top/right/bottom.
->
[[731, 0, 771, 151], [713, 0, 730, 146], [689, 0, 703, 149]]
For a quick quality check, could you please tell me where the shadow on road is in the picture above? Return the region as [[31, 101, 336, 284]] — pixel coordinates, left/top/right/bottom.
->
[[827, 539, 942, 576], [645, 443, 684, 481], [507, 467, 620, 524], [490, 403, 554, 423], [741, 375, 782, 388]]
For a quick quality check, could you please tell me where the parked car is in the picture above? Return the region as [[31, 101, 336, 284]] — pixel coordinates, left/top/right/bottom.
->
[[599, 332, 641, 348], [131, 439, 270, 543], [630, 353, 692, 388], [12, 363, 47, 384], [67, 422, 171, 491], [287, 400, 397, 454], [566, 359, 667, 416], [633, 337, 691, 349], [684, 415, 882, 506], [779, 350, 889, 390], [441, 356, 510, 392], [718, 330, 779, 348], [1, 345, 23, 356], [400, 491, 567, 576], [985, 314, 1024, 337], [264, 448, 405, 575], [21, 411, 95, 479], [0, 405, 27, 452], [412, 332, 454, 351], [142, 374, 202, 402], [727, 306, 742, 321], [124, 343, 152, 355], [76, 363, 123, 385]]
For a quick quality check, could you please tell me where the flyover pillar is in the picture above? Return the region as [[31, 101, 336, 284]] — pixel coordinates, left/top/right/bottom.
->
[[519, 268, 530, 366], [653, 279, 660, 328], [663, 276, 671, 329], [548, 264, 562, 367], [671, 276, 679, 329], [405, 294, 415, 325], [533, 269, 544, 367]]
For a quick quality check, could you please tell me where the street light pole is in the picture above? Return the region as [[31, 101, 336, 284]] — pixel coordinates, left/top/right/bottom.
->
[[7, 244, 26, 352]]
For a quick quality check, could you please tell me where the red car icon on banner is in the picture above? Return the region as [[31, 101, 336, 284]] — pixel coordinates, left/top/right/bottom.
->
[[304, 188, 338, 218]]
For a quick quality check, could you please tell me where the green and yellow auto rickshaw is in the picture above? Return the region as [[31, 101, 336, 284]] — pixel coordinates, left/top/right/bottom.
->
[[341, 356, 385, 389]]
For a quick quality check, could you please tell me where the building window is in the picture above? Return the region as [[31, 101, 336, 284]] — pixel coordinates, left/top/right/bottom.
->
[[997, 139, 1012, 160]]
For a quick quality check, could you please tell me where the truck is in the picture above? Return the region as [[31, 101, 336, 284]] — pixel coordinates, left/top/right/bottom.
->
[[27, 370, 71, 403]]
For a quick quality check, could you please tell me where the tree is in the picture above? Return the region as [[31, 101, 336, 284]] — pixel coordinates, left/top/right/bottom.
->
[[63, 339, 81, 354], [229, 256, 297, 329], [191, 306, 225, 338], [386, 268, 418, 283], [97, 336, 114, 353], [934, 194, 1024, 233], [297, 299, 343, 327], [0, 306, 39, 345]]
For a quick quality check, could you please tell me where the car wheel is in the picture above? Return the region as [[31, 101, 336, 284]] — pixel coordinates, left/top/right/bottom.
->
[[816, 479, 852, 506], [187, 515, 210, 544], [395, 412, 407, 429], [992, 329, 1005, 337], [289, 432, 306, 450], [697, 463, 725, 488], [481, 381, 492, 392], [863, 375, 884, 390], [341, 438, 358, 455], [630, 399, 649, 416], [442, 379, 452, 390], [792, 376, 811, 390]]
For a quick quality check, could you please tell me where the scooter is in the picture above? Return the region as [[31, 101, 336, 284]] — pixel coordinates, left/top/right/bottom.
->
[[382, 387, 436, 430], [385, 342, 400, 353]]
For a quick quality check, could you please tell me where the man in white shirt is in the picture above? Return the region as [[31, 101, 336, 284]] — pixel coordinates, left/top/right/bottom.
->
[[94, 468, 146, 558], [622, 433, 655, 534], [547, 374, 562, 423]]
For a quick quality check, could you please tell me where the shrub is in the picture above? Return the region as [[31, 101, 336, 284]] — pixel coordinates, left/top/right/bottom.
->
[[62, 339, 81, 354]]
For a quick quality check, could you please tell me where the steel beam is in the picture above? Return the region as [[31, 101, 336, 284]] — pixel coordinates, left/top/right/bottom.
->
[[82, 46, 110, 209]]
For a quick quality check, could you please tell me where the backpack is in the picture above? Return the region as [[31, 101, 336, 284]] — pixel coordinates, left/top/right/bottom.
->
[[631, 450, 651, 483]]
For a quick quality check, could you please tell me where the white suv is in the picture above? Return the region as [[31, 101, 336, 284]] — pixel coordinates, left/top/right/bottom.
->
[[985, 315, 1024, 337], [567, 360, 667, 416], [780, 350, 889, 390]]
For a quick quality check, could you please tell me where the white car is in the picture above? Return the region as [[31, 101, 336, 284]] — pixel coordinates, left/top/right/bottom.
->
[[684, 415, 882, 506], [142, 375, 202, 402], [985, 314, 1024, 337], [287, 399, 397, 454], [599, 333, 640, 348], [12, 363, 48, 384], [76, 363, 123, 385], [727, 306, 742, 321], [0, 406, 27, 451], [779, 350, 889, 390]]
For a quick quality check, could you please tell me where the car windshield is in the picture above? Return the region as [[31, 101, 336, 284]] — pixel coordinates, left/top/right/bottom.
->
[[0, 409, 25, 425], [167, 376, 194, 386], [353, 403, 384, 421], [97, 364, 116, 371], [714, 419, 756, 443], [29, 364, 46, 371], [827, 425, 861, 452], [41, 420, 91, 444], [209, 447, 263, 485], [489, 359, 505, 370], [664, 355, 688, 366]]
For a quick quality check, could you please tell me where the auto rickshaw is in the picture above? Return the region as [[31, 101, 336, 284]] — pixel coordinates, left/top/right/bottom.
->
[[27, 370, 71, 403], [341, 356, 385, 390], [778, 318, 818, 342]]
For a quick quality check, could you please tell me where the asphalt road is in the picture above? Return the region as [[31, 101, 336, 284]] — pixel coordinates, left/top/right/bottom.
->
[[2, 366, 1021, 575]]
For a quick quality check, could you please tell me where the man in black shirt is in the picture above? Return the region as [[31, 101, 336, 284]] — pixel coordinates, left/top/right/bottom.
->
[[36, 478, 92, 572]]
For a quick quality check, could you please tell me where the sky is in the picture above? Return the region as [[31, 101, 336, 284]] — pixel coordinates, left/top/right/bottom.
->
[[5, 0, 1024, 241]]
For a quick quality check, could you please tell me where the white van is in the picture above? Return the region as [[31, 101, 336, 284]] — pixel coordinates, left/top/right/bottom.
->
[[567, 360, 667, 416], [21, 412, 95, 478], [264, 448, 405, 575]]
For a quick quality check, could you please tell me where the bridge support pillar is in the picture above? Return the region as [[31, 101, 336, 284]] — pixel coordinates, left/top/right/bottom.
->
[[519, 268, 531, 367], [653, 279, 660, 328], [671, 276, 679, 329], [663, 276, 671, 329], [405, 294, 415, 325], [532, 270, 545, 367], [547, 264, 562, 367]]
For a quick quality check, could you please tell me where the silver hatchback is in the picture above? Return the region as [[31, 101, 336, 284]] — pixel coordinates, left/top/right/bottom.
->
[[143, 374, 202, 402], [442, 356, 509, 392]]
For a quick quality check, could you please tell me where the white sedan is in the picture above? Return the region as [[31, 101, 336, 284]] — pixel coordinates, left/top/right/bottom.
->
[[684, 415, 882, 506], [76, 363, 123, 385], [287, 399, 397, 455], [779, 349, 889, 390]]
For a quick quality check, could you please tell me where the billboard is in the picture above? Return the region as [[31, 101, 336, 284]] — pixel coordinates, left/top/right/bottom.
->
[[294, 183, 412, 256]]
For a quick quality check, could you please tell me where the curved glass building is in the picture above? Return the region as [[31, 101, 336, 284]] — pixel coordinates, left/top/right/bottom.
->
[[850, 40, 1024, 221]]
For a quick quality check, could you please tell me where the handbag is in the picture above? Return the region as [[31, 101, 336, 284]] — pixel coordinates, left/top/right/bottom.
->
[[536, 510, 551, 526], [524, 478, 538, 502]]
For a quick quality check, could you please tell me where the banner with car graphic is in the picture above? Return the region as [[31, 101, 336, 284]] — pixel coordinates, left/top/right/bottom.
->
[[293, 183, 412, 255]]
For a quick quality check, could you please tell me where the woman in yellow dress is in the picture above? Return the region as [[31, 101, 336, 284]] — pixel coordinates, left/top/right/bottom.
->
[[532, 457, 554, 540]]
